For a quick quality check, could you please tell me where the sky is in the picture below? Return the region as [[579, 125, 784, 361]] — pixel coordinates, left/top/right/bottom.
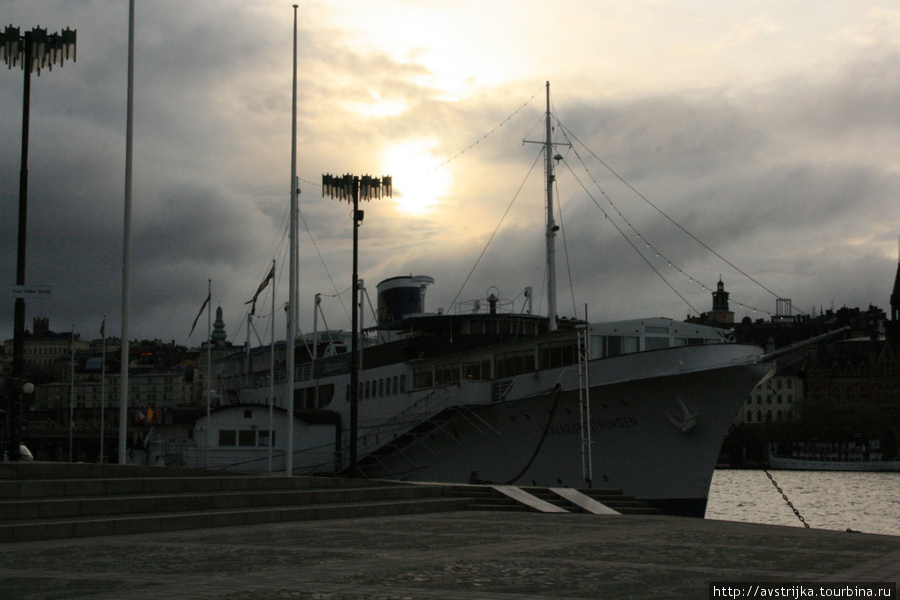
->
[[2, 0, 900, 349]]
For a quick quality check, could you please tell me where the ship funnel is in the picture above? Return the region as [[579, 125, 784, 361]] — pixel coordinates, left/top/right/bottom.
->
[[376, 275, 435, 325]]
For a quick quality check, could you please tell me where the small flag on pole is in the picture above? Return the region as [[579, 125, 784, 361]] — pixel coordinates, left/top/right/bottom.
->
[[189, 291, 211, 337], [245, 264, 275, 315]]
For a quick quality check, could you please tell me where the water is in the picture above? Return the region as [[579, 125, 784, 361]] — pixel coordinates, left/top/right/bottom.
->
[[705, 469, 900, 537]]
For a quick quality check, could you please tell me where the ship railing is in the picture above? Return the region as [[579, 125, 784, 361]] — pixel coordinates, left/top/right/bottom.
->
[[222, 364, 312, 391], [359, 384, 460, 448], [146, 439, 289, 473], [454, 296, 517, 315], [219, 363, 310, 393], [357, 381, 498, 475]]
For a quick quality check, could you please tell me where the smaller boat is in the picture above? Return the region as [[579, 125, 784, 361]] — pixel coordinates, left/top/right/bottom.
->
[[768, 440, 900, 472]]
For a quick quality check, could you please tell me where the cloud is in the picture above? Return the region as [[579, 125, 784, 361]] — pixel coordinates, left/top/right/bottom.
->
[[2, 1, 900, 349]]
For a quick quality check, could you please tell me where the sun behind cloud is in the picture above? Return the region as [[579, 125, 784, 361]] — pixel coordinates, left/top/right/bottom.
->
[[379, 139, 452, 216]]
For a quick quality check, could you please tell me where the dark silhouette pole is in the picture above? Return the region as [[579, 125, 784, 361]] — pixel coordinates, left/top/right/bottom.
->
[[2, 25, 77, 459], [322, 174, 391, 475]]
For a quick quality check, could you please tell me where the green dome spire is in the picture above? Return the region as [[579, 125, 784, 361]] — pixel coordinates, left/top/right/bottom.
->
[[212, 305, 227, 344]]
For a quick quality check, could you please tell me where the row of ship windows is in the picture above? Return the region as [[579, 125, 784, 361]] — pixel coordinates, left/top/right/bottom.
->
[[408, 335, 710, 390], [292, 376, 410, 409], [291, 375, 411, 409], [296, 334, 715, 401], [217, 429, 275, 448], [745, 409, 793, 423], [747, 395, 794, 405], [348, 375, 408, 402]]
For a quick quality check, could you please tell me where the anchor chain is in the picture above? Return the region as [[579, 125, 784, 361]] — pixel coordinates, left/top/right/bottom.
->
[[764, 470, 809, 528]]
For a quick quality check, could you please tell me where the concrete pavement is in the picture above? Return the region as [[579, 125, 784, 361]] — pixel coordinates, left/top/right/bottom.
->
[[1, 510, 897, 600]]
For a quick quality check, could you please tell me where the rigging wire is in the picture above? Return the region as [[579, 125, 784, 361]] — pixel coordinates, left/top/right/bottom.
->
[[558, 155, 702, 315], [556, 118, 769, 317], [448, 149, 544, 310], [298, 206, 350, 322], [552, 174, 579, 319], [558, 121, 795, 316], [435, 85, 543, 171], [236, 191, 353, 349], [234, 204, 291, 344], [278, 89, 542, 325]]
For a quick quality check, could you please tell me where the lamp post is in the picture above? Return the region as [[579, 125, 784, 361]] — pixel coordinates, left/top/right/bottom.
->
[[1, 25, 76, 461], [322, 174, 391, 475]]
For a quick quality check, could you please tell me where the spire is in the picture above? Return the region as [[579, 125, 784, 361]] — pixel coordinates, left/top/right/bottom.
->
[[709, 276, 734, 324], [886, 238, 900, 348], [211, 304, 227, 344], [892, 249, 900, 322]]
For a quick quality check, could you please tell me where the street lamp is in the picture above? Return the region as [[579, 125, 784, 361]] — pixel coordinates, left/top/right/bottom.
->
[[322, 174, 391, 475], [1, 25, 77, 460]]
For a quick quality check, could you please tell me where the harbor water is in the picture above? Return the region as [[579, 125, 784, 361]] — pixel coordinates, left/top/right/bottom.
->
[[705, 469, 900, 536]]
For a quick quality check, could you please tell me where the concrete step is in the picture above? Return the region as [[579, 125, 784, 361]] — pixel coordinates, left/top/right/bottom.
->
[[0, 462, 220, 480], [0, 464, 651, 543], [0, 496, 472, 543], [0, 472, 387, 500], [0, 463, 474, 543], [0, 484, 447, 521]]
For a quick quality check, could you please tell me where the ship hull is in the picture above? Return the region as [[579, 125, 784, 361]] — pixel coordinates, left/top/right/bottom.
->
[[218, 332, 773, 518], [354, 356, 772, 517]]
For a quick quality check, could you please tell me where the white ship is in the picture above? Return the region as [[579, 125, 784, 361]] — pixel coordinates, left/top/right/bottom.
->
[[769, 441, 900, 472], [206, 83, 776, 517]]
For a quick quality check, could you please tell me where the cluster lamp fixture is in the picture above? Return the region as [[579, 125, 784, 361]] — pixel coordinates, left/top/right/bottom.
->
[[321, 174, 392, 202], [322, 173, 392, 475], [1, 25, 76, 73], [2, 24, 76, 461]]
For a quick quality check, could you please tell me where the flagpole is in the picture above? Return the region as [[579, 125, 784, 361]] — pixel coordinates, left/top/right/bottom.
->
[[69, 326, 75, 462], [119, 0, 135, 466], [206, 278, 211, 468], [269, 259, 275, 472], [99, 315, 106, 463], [285, 3, 299, 476]]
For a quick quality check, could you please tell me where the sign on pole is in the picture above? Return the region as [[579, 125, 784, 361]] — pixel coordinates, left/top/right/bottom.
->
[[11, 285, 52, 299]]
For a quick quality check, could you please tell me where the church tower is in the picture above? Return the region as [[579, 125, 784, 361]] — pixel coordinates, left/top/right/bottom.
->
[[892, 257, 900, 323], [211, 305, 228, 346], [887, 244, 900, 348], [707, 276, 735, 325]]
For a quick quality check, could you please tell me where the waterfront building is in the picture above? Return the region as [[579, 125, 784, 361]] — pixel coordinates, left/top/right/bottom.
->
[[2, 318, 90, 380], [738, 368, 804, 425]]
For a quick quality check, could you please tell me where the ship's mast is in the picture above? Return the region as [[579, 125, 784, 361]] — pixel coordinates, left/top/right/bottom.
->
[[544, 81, 558, 331]]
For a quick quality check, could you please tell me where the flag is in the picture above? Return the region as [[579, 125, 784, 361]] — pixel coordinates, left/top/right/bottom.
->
[[189, 292, 211, 337], [245, 264, 275, 315], [100, 318, 105, 338]]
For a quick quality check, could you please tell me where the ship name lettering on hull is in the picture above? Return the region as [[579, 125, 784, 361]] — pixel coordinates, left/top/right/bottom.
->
[[545, 416, 639, 436]]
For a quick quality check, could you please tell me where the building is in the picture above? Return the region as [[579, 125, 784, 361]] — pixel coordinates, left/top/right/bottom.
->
[[737, 367, 803, 425], [707, 278, 734, 325], [193, 305, 237, 406], [2, 317, 90, 382]]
